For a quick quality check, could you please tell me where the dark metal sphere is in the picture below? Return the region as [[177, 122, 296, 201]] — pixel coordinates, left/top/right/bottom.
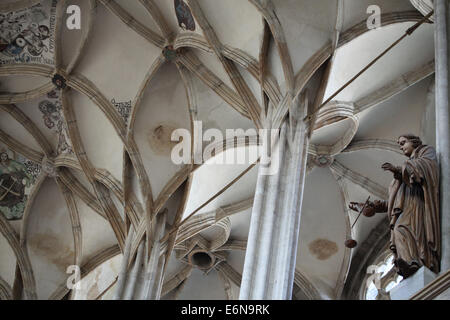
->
[[345, 239, 358, 248]]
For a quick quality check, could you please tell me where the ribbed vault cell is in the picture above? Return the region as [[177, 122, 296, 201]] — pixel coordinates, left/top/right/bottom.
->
[[0, 0, 435, 300]]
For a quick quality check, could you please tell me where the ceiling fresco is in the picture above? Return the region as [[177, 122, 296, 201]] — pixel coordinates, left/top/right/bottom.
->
[[0, 0, 57, 65], [0, 143, 41, 220]]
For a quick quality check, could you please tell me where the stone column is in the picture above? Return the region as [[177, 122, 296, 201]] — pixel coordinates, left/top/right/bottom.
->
[[434, 0, 450, 273], [139, 210, 167, 300], [240, 96, 309, 300], [113, 210, 167, 300], [113, 227, 134, 299]]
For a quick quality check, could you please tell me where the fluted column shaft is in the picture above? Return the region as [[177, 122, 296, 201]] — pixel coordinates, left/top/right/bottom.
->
[[113, 210, 167, 300], [240, 99, 309, 299], [435, 0, 450, 272]]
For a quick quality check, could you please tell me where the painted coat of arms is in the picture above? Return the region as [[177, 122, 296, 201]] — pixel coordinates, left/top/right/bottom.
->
[[0, 149, 40, 220], [0, 0, 57, 65]]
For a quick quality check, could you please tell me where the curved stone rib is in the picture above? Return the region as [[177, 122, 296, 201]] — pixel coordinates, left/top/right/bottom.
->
[[66, 0, 96, 74], [122, 150, 133, 231], [214, 239, 247, 251], [0, 128, 44, 164], [187, 0, 262, 129], [61, 90, 126, 250], [411, 270, 450, 300], [159, 197, 252, 256], [271, 94, 290, 130], [161, 264, 193, 297], [215, 262, 241, 287], [0, 214, 36, 299], [93, 176, 127, 250], [57, 167, 105, 218], [294, 11, 427, 99], [306, 0, 343, 138], [66, 73, 127, 139], [56, 160, 142, 230], [410, 0, 434, 21], [258, 19, 271, 122], [99, 0, 165, 48], [177, 52, 249, 118], [330, 160, 388, 200], [129, 211, 159, 269], [174, 214, 224, 248], [173, 234, 204, 259], [216, 197, 254, 220], [177, 61, 199, 121], [308, 102, 359, 156], [66, 73, 154, 214], [53, 153, 79, 167], [128, 54, 166, 134], [208, 218, 231, 251], [173, 161, 257, 246], [342, 139, 403, 155], [174, 197, 253, 247], [19, 172, 48, 246], [354, 60, 435, 114], [54, 0, 67, 70], [0, 104, 54, 157], [95, 169, 123, 201], [153, 165, 192, 215], [295, 45, 333, 101], [217, 268, 234, 300], [176, 63, 197, 165], [248, 0, 295, 93], [202, 136, 261, 164], [339, 11, 427, 47], [81, 244, 121, 276], [139, 0, 175, 40], [0, 82, 55, 105], [126, 191, 144, 230], [160, 178, 192, 280], [0, 276, 12, 300], [0, 64, 54, 77], [48, 244, 121, 300], [126, 136, 153, 225], [293, 269, 321, 300], [53, 145, 144, 223], [56, 178, 83, 267], [174, 32, 213, 53], [171, 278, 189, 300], [175, 32, 281, 100]]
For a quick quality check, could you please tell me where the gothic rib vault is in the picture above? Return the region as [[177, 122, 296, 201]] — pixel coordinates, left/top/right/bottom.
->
[[0, 0, 437, 300]]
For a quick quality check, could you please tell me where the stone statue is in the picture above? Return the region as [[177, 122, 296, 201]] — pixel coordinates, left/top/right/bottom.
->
[[349, 135, 441, 278]]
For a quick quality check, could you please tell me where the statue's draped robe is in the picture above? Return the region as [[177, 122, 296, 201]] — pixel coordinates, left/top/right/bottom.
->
[[385, 145, 441, 277]]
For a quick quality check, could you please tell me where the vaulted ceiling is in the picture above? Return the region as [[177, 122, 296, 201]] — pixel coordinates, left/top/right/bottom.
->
[[0, 0, 435, 300]]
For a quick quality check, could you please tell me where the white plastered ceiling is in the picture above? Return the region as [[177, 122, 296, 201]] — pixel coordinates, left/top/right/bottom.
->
[[0, 0, 436, 300]]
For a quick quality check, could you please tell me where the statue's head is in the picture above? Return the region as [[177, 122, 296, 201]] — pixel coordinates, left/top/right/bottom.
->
[[398, 134, 422, 157]]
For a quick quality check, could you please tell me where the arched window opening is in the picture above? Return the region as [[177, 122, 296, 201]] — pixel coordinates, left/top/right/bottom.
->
[[361, 250, 403, 300]]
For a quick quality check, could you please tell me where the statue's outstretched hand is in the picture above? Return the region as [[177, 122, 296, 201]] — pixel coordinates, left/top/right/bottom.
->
[[382, 162, 402, 180], [382, 162, 395, 172]]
